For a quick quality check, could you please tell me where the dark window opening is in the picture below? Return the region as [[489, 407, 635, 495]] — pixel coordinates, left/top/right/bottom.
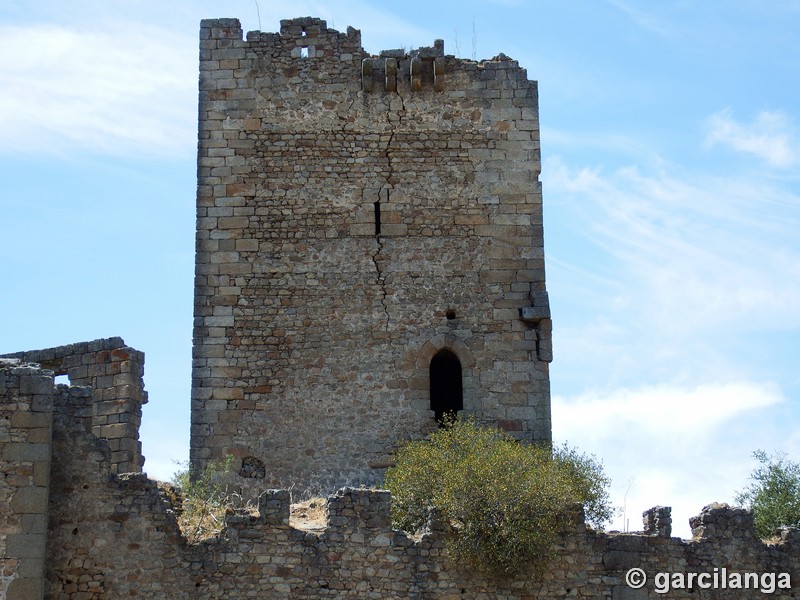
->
[[430, 349, 463, 424], [445, 309, 456, 320], [374, 201, 381, 236]]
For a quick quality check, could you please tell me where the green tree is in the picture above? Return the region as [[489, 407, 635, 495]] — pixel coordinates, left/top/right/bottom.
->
[[384, 417, 612, 576], [735, 450, 800, 539]]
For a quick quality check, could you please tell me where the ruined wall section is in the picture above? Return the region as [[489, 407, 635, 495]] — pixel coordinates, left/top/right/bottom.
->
[[0, 360, 53, 600], [192, 17, 551, 493], [44, 474, 800, 599], [1, 337, 147, 474], [44, 376, 193, 600], [3, 357, 796, 600]]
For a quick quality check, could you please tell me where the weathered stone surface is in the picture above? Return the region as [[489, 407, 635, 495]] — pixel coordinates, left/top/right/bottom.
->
[[1, 337, 146, 474], [1, 368, 795, 600], [5, 15, 794, 600], [191, 15, 553, 496]]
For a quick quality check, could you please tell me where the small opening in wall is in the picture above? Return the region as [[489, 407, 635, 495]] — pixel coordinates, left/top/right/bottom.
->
[[373, 201, 382, 236], [54, 374, 70, 386], [300, 46, 309, 59], [430, 349, 463, 424], [445, 309, 456, 320], [301, 28, 307, 37]]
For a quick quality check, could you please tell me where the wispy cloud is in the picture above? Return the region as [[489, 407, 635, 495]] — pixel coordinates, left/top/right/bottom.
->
[[546, 156, 800, 335], [606, 0, 676, 38], [705, 109, 798, 168], [0, 22, 197, 158]]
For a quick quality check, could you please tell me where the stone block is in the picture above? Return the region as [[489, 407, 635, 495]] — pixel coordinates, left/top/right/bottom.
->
[[3, 443, 50, 462], [10, 487, 49, 513], [19, 375, 52, 396], [7, 577, 45, 600], [5, 533, 46, 558], [20, 513, 48, 534], [10, 412, 51, 429], [611, 586, 648, 600], [217, 216, 249, 229]]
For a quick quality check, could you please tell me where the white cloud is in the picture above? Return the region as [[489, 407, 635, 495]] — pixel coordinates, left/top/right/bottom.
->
[[553, 380, 789, 537], [0, 22, 197, 158], [705, 109, 797, 168], [554, 380, 783, 443]]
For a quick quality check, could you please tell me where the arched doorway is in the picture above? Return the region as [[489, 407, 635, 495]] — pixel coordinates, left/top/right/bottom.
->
[[429, 349, 463, 423]]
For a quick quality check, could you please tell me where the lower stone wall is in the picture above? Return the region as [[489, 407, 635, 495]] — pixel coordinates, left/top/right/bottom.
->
[[45, 482, 800, 599], [3, 358, 800, 599]]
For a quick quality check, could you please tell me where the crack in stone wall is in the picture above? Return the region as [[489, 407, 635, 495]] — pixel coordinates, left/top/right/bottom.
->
[[372, 231, 391, 331]]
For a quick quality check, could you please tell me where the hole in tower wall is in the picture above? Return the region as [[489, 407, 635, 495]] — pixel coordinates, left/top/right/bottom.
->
[[240, 456, 266, 478], [374, 201, 381, 236], [54, 374, 70, 386], [300, 46, 309, 59], [429, 349, 463, 424], [445, 309, 456, 320]]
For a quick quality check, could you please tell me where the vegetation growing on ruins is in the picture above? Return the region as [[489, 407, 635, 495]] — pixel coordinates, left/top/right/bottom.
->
[[735, 450, 800, 539], [384, 417, 612, 576], [171, 456, 237, 542]]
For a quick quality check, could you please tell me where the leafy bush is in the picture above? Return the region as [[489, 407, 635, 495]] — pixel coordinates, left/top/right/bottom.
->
[[384, 417, 612, 576], [735, 450, 800, 538], [171, 455, 235, 542]]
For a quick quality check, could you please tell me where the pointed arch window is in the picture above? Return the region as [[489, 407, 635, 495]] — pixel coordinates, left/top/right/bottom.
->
[[429, 349, 463, 423]]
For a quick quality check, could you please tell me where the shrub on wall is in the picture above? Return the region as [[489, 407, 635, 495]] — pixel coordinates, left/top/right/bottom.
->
[[384, 417, 612, 576], [735, 450, 800, 539], [171, 456, 236, 542]]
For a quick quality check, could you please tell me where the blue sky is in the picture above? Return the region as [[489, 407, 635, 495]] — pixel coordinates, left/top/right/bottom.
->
[[2, 0, 799, 538]]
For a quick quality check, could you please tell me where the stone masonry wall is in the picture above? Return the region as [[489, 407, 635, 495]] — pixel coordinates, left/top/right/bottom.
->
[[1, 337, 148, 475], [0, 359, 53, 600], [3, 359, 800, 598], [192, 17, 553, 495]]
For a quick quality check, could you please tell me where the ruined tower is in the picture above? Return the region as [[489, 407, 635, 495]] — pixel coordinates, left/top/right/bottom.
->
[[191, 17, 552, 492]]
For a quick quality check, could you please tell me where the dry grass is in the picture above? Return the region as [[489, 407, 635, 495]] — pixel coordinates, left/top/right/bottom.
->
[[290, 497, 327, 530]]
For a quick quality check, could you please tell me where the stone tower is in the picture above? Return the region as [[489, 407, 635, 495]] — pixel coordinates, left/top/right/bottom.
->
[[191, 17, 552, 493]]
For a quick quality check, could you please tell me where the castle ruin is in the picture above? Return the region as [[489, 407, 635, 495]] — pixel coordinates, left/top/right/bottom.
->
[[2, 16, 799, 600], [191, 17, 552, 492]]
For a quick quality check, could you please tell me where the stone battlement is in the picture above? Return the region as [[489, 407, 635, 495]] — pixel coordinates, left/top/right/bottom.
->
[[201, 17, 529, 94]]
